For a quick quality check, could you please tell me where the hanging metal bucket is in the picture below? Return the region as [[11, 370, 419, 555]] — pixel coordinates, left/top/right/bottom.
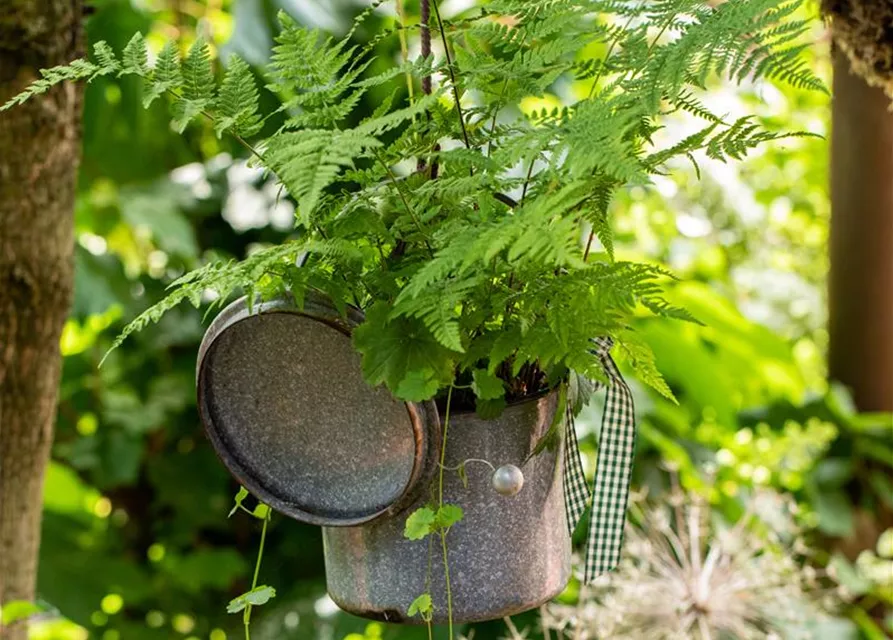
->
[[196, 293, 440, 526], [197, 294, 569, 623], [323, 390, 572, 624]]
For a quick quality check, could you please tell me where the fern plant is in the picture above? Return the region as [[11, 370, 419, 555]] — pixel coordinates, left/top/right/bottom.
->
[[2, 0, 822, 412]]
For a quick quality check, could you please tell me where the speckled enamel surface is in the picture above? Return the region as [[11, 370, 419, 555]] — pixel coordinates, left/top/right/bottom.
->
[[199, 309, 418, 523], [323, 391, 571, 624]]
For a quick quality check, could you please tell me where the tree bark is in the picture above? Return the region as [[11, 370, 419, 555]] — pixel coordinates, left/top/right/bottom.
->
[[829, 49, 893, 413], [0, 1, 82, 637]]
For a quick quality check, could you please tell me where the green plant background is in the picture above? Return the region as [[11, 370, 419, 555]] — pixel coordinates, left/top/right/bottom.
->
[[21, 0, 892, 639]]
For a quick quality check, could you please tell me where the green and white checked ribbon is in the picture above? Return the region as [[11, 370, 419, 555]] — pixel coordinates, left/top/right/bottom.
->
[[562, 337, 637, 583]]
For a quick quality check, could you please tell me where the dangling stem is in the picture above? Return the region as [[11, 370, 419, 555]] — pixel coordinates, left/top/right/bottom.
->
[[440, 530, 454, 639], [438, 384, 455, 638], [438, 385, 453, 507], [439, 458, 495, 472], [243, 509, 270, 640]]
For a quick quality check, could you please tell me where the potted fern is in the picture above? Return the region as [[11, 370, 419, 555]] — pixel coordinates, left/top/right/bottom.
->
[[2, 0, 822, 631]]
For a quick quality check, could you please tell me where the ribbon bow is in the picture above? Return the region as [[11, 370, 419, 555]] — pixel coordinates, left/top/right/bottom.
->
[[562, 337, 637, 583]]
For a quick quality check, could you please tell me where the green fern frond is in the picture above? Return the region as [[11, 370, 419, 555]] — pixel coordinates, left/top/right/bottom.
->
[[265, 129, 382, 223], [669, 90, 725, 123], [171, 39, 215, 133], [392, 280, 479, 353], [121, 32, 149, 76], [644, 122, 719, 170], [618, 334, 675, 401], [214, 55, 262, 139], [560, 97, 646, 183], [0, 40, 125, 111], [270, 13, 366, 126], [704, 116, 820, 161], [104, 242, 306, 360], [143, 40, 182, 108], [1, 60, 96, 110], [582, 177, 617, 261], [92, 41, 120, 73], [641, 296, 703, 325]]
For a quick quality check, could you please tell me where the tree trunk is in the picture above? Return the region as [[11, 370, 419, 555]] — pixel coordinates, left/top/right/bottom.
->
[[0, 1, 82, 637], [829, 50, 893, 413]]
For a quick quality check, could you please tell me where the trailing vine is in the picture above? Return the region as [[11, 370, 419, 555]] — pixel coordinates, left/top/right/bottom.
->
[[226, 488, 275, 640], [404, 384, 462, 637]]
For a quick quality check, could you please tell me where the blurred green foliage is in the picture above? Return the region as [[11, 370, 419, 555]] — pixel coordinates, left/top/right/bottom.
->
[[20, 1, 892, 639]]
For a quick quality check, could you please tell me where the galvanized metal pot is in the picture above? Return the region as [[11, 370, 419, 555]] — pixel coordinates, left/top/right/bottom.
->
[[323, 390, 572, 624]]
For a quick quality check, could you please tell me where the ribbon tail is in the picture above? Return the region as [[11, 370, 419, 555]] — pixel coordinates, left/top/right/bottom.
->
[[583, 350, 637, 583], [562, 400, 591, 537]]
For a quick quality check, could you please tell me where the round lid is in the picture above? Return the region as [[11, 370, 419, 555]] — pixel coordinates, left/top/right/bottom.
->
[[196, 295, 438, 526]]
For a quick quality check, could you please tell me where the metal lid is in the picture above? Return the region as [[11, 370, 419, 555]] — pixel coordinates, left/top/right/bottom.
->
[[196, 294, 439, 526]]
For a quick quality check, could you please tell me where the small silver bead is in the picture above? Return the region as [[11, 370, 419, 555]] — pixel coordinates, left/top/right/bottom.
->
[[492, 464, 524, 496]]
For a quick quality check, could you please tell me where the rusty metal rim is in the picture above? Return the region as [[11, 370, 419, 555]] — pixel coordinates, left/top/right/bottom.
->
[[196, 292, 441, 527]]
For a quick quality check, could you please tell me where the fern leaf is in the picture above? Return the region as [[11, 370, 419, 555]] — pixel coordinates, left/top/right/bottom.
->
[[105, 243, 305, 360], [214, 55, 262, 139], [172, 38, 215, 133], [181, 39, 214, 102], [641, 297, 703, 325], [121, 32, 149, 76], [93, 41, 120, 74], [618, 335, 675, 401], [1, 59, 99, 110], [143, 40, 182, 108], [357, 91, 442, 137], [265, 129, 382, 223], [270, 13, 360, 125]]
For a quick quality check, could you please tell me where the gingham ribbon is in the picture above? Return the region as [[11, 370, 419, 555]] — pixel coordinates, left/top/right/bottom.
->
[[562, 337, 637, 583]]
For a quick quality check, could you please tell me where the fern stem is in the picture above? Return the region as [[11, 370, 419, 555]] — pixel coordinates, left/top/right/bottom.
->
[[372, 148, 434, 256], [230, 131, 266, 164], [169, 87, 269, 166], [430, 0, 471, 150], [521, 157, 536, 204], [583, 232, 596, 261], [486, 29, 528, 159], [487, 77, 509, 159], [587, 8, 641, 99]]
